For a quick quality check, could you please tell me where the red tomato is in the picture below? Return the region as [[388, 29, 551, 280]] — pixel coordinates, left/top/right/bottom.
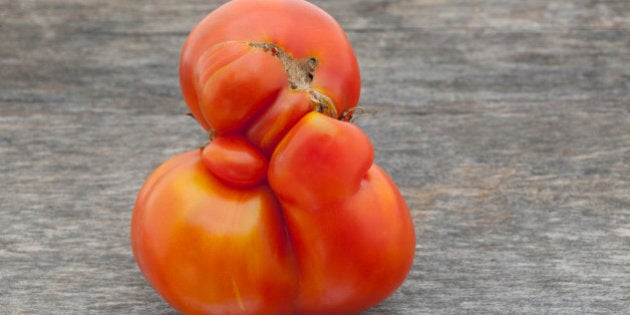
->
[[131, 0, 415, 314]]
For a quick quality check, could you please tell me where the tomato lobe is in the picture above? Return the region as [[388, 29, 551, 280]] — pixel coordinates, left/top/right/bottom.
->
[[196, 43, 287, 133], [269, 112, 374, 206], [201, 136, 268, 188]]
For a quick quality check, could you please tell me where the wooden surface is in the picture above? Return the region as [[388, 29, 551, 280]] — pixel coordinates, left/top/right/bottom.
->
[[1, 0, 629, 313]]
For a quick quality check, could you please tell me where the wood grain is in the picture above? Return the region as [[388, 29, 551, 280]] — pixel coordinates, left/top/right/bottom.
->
[[1, 0, 628, 313]]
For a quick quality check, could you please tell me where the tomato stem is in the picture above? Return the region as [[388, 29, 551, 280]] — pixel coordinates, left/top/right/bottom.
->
[[339, 106, 375, 123], [309, 90, 337, 118], [248, 42, 316, 91]]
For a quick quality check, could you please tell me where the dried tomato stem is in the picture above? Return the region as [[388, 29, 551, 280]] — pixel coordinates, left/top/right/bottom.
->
[[249, 42, 338, 118]]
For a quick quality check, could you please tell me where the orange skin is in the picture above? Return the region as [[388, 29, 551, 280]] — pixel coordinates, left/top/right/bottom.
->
[[131, 0, 415, 314]]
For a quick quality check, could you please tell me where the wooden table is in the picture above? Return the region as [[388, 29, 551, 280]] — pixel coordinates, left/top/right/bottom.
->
[[2, 0, 628, 313]]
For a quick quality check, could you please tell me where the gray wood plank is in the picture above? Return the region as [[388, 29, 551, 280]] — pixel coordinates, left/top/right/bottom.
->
[[1, 0, 629, 314]]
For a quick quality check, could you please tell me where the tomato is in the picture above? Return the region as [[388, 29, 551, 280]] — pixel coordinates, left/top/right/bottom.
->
[[131, 0, 415, 314]]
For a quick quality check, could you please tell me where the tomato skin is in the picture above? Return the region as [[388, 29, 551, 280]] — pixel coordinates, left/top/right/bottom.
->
[[194, 42, 288, 133], [269, 112, 374, 206], [280, 166, 415, 314], [201, 136, 268, 188], [246, 88, 313, 156], [131, 150, 298, 315]]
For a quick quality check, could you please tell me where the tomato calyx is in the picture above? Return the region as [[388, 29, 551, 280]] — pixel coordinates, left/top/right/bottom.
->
[[248, 42, 317, 90], [309, 90, 338, 118], [249, 42, 340, 119]]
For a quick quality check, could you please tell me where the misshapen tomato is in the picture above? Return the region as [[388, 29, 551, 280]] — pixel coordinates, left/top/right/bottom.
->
[[131, 0, 415, 314]]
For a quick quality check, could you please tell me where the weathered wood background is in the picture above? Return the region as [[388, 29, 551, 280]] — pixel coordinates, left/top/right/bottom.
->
[[1, 0, 629, 313]]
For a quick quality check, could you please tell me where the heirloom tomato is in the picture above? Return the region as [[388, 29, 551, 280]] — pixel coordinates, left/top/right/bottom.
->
[[131, 0, 415, 314]]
